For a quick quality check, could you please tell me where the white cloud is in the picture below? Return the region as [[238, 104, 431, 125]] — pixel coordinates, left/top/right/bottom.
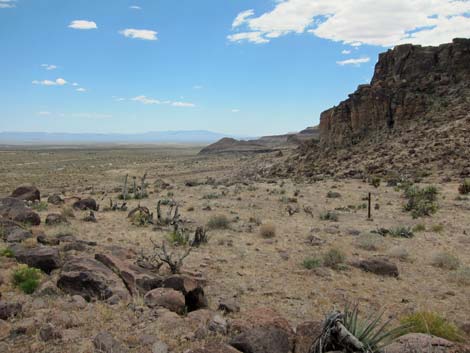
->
[[72, 113, 111, 119], [76, 87, 86, 92], [0, 0, 15, 9], [336, 57, 370, 66], [129, 5, 142, 10], [32, 78, 67, 86], [131, 95, 195, 107], [68, 20, 97, 30], [341, 50, 351, 54], [37, 111, 51, 116], [231, 109, 240, 113], [232, 9, 254, 28], [72, 82, 79, 86], [41, 64, 57, 70], [120, 29, 158, 41], [193, 85, 203, 90], [228, 0, 470, 46]]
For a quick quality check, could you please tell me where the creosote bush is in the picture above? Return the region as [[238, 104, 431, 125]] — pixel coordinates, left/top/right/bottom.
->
[[12, 265, 42, 294], [302, 256, 322, 269], [389, 226, 414, 238], [0, 247, 14, 258], [320, 211, 338, 222], [401, 312, 464, 342], [403, 185, 438, 218], [458, 179, 470, 195], [431, 252, 460, 270], [206, 214, 229, 230], [259, 223, 276, 238]]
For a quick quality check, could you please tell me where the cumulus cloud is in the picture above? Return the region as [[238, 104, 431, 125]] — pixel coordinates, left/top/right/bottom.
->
[[0, 0, 16, 9], [76, 87, 86, 92], [336, 57, 370, 66], [68, 20, 97, 30], [41, 64, 57, 70], [228, 0, 470, 46], [341, 50, 351, 54], [120, 29, 158, 40], [32, 78, 67, 86], [131, 95, 195, 107]]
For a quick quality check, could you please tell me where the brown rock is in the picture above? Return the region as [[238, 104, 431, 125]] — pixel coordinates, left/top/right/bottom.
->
[[0, 301, 22, 320], [383, 333, 468, 353], [0, 320, 11, 340], [187, 343, 242, 353], [230, 326, 291, 353], [47, 194, 64, 205], [45, 213, 68, 226], [73, 198, 98, 211], [11, 186, 40, 202], [10, 244, 61, 274], [354, 258, 399, 277], [39, 323, 62, 341], [294, 321, 323, 353], [162, 274, 207, 311], [144, 288, 185, 314], [93, 331, 129, 353], [218, 298, 240, 313]]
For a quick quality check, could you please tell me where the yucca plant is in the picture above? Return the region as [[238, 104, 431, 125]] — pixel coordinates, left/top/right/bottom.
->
[[310, 303, 410, 353]]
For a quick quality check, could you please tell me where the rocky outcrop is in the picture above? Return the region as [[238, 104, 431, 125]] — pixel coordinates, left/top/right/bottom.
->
[[319, 38, 470, 147], [10, 245, 61, 274], [72, 198, 98, 211], [0, 197, 41, 226], [10, 186, 40, 202]]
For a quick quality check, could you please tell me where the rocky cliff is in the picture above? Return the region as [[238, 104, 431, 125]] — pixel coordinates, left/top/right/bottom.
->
[[319, 38, 470, 147]]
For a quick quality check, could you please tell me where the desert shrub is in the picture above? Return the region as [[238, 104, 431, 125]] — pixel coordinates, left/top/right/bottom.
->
[[320, 211, 338, 222], [431, 224, 444, 233], [259, 223, 276, 238], [12, 265, 42, 294], [31, 201, 48, 211], [388, 246, 410, 261], [207, 214, 229, 230], [356, 234, 382, 251], [202, 193, 219, 200], [389, 226, 414, 238], [401, 312, 464, 342], [249, 216, 262, 225], [302, 256, 322, 269], [326, 191, 341, 198], [458, 179, 470, 195], [431, 252, 460, 270], [369, 176, 381, 188], [131, 211, 153, 226], [61, 206, 75, 218], [322, 248, 346, 269], [412, 223, 426, 232], [166, 229, 190, 246], [186, 206, 195, 212], [0, 247, 14, 258], [403, 185, 438, 218], [159, 198, 173, 205], [449, 266, 470, 286]]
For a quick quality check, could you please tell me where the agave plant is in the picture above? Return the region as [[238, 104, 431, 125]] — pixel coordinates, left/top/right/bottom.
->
[[310, 303, 410, 353]]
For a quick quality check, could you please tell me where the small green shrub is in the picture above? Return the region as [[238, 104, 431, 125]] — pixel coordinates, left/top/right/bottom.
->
[[202, 193, 220, 200], [389, 226, 414, 238], [166, 229, 190, 246], [326, 191, 341, 198], [259, 223, 276, 238], [31, 201, 48, 211], [356, 234, 382, 251], [322, 248, 346, 269], [12, 265, 42, 294], [207, 214, 229, 229], [431, 224, 444, 233], [431, 252, 460, 270], [401, 312, 464, 342], [450, 266, 470, 286], [0, 247, 14, 258], [302, 257, 322, 269], [369, 176, 381, 188], [320, 211, 338, 222], [403, 185, 438, 218], [458, 179, 470, 195], [412, 224, 426, 232]]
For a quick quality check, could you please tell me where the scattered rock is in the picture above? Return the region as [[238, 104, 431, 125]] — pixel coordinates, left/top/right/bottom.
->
[[83, 211, 97, 222], [39, 323, 62, 341], [10, 244, 61, 274], [294, 321, 323, 353], [144, 288, 186, 314], [230, 326, 291, 353], [47, 194, 64, 205], [208, 314, 228, 334], [151, 340, 169, 353], [11, 186, 40, 202], [383, 333, 465, 353], [218, 298, 240, 314], [37, 232, 60, 246], [72, 198, 98, 211], [186, 343, 242, 353], [93, 331, 129, 353], [4, 226, 32, 243], [0, 198, 41, 225], [354, 258, 399, 277], [35, 281, 61, 296], [45, 213, 68, 226], [0, 301, 22, 320], [62, 241, 87, 252], [162, 274, 208, 311], [57, 256, 129, 301]]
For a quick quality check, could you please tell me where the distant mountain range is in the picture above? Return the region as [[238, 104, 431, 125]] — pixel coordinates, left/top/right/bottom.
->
[[0, 131, 248, 144]]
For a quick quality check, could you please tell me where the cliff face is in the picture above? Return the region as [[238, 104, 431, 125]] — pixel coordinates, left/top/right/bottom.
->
[[319, 38, 470, 147]]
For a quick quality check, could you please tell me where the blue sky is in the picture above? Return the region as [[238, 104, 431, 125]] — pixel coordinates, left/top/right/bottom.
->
[[0, 0, 468, 136]]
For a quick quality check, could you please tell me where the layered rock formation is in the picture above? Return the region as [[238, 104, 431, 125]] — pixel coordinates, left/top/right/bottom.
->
[[319, 38, 470, 147]]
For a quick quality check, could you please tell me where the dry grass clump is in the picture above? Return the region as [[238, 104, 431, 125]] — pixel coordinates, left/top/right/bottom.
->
[[206, 214, 229, 230], [322, 248, 346, 269], [458, 179, 470, 195], [401, 311, 464, 342], [319, 211, 338, 222], [61, 206, 75, 218], [449, 266, 470, 286], [430, 252, 460, 270], [259, 223, 276, 238], [356, 234, 382, 251], [388, 246, 410, 261]]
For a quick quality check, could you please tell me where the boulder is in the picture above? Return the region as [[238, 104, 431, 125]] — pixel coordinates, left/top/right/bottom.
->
[[93, 331, 129, 353], [0, 199, 41, 226], [294, 321, 323, 353], [36, 232, 60, 246], [57, 256, 129, 302], [354, 258, 399, 277], [383, 333, 467, 353], [47, 194, 64, 205], [95, 253, 162, 296], [11, 209, 41, 226], [162, 274, 208, 311], [39, 323, 62, 341], [187, 344, 242, 353], [45, 213, 68, 226], [10, 245, 61, 274], [0, 219, 32, 242], [230, 326, 291, 353], [11, 186, 40, 202], [0, 301, 22, 320], [72, 198, 98, 211], [144, 288, 186, 314], [218, 298, 240, 313]]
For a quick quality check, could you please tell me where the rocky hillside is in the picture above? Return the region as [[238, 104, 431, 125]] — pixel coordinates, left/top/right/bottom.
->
[[272, 38, 470, 179]]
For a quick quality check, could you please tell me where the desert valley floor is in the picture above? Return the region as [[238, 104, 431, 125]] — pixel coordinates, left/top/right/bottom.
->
[[0, 145, 469, 352]]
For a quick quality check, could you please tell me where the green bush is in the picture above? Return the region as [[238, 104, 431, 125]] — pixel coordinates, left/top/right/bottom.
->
[[369, 176, 381, 188], [31, 201, 48, 211], [302, 257, 322, 269], [166, 229, 190, 246], [207, 214, 229, 229], [412, 224, 426, 232], [0, 248, 14, 258], [12, 265, 42, 294], [320, 211, 338, 222], [458, 179, 470, 195], [389, 226, 414, 238], [403, 185, 438, 218], [401, 312, 464, 342], [326, 191, 341, 198], [322, 248, 346, 269]]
